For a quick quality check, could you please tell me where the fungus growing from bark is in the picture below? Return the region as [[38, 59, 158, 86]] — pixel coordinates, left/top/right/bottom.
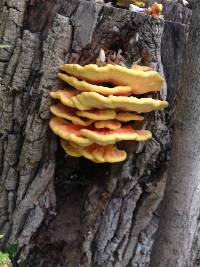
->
[[77, 110, 144, 122], [50, 117, 150, 146], [94, 120, 122, 130], [145, 2, 163, 17], [50, 103, 93, 126], [49, 117, 93, 147], [116, 112, 144, 122], [116, 0, 147, 8], [50, 89, 78, 100], [60, 140, 82, 157], [59, 64, 164, 93], [50, 90, 168, 113], [49, 63, 168, 163], [80, 126, 152, 145], [58, 73, 133, 96], [77, 109, 116, 120], [58, 70, 163, 95], [131, 65, 151, 71], [61, 140, 127, 163]]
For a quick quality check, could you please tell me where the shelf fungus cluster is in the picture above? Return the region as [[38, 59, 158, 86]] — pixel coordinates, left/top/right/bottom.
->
[[49, 64, 168, 163]]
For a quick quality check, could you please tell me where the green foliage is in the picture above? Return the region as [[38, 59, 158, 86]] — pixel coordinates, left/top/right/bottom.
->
[[6, 244, 18, 266], [17, 263, 27, 267], [0, 242, 27, 267], [0, 251, 11, 267], [0, 251, 9, 262]]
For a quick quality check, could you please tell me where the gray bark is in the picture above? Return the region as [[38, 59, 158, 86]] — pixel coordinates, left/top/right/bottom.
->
[[161, 1, 191, 121], [154, 0, 192, 24], [0, 0, 190, 266], [150, 1, 200, 266]]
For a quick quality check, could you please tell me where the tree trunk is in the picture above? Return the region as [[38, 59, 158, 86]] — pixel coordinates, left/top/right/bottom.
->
[[0, 0, 189, 266], [150, 1, 200, 266]]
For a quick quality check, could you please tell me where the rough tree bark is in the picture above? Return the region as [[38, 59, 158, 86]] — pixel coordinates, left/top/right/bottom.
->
[[0, 0, 190, 266], [150, 1, 200, 266]]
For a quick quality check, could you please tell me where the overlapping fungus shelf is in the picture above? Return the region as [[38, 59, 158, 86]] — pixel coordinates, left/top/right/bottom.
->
[[49, 63, 168, 163]]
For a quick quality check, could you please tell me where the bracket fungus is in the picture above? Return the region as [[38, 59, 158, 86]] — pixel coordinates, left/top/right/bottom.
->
[[49, 63, 168, 163], [77, 109, 116, 121], [145, 2, 163, 17], [77, 110, 144, 122], [50, 90, 168, 113], [50, 103, 93, 126], [116, 112, 144, 122], [115, 0, 147, 8], [61, 140, 127, 163], [49, 117, 93, 147], [59, 64, 164, 93], [94, 120, 122, 130], [58, 70, 163, 96], [80, 127, 152, 145], [58, 73, 134, 96]]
